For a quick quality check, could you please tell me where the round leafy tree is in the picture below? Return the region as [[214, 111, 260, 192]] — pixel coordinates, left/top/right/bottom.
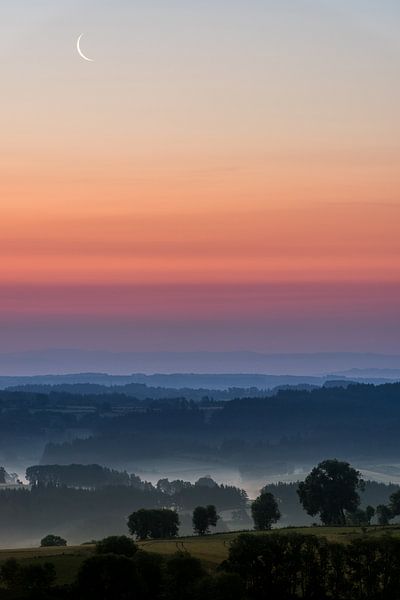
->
[[251, 491, 281, 530], [40, 534, 67, 547], [297, 459, 364, 525], [192, 505, 219, 535], [128, 508, 179, 540]]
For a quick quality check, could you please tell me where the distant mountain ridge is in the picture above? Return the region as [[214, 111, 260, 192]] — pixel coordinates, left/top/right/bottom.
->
[[0, 372, 325, 391], [0, 349, 399, 378], [0, 372, 398, 392]]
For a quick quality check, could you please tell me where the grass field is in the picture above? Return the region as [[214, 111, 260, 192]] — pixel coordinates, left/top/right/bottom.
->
[[2, 526, 400, 584]]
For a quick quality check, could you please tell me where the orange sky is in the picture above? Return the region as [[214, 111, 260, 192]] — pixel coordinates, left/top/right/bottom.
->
[[1, 1, 399, 353]]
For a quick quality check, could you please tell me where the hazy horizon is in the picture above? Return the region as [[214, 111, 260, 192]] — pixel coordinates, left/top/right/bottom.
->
[[0, 348, 399, 377]]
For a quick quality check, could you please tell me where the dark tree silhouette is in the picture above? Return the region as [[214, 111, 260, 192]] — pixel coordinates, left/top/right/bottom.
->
[[1, 559, 22, 589], [7, 533, 400, 600], [96, 535, 137, 557], [127, 508, 179, 540], [390, 489, 400, 517], [376, 504, 392, 525], [192, 505, 219, 535], [193, 572, 246, 600], [77, 554, 143, 600], [19, 563, 56, 597], [223, 532, 400, 599], [165, 553, 205, 600], [0, 559, 56, 598], [346, 505, 375, 526], [26, 464, 131, 488], [133, 551, 164, 600], [365, 505, 375, 525], [40, 534, 67, 547], [251, 491, 281, 530], [225, 532, 326, 598], [297, 459, 364, 525]]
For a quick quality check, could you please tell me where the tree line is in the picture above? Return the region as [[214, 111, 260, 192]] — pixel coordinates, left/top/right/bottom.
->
[[253, 459, 400, 529], [30, 458, 397, 548], [3, 459, 400, 548], [296, 459, 400, 527], [25, 464, 148, 489], [119, 459, 400, 539], [4, 382, 400, 473], [0, 475, 247, 546], [4, 532, 400, 599]]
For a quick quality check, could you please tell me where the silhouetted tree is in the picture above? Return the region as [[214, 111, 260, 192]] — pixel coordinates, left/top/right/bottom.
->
[[133, 551, 164, 600], [1, 559, 56, 599], [346, 505, 375, 526], [0, 467, 6, 484], [156, 478, 191, 495], [173, 483, 247, 511], [193, 572, 246, 600], [128, 508, 179, 540], [192, 505, 219, 535], [347, 537, 400, 599], [195, 476, 218, 488], [165, 553, 205, 600], [365, 505, 375, 525], [40, 534, 67, 547], [376, 504, 393, 525], [96, 535, 137, 557], [251, 491, 281, 530], [20, 563, 56, 599], [77, 554, 143, 600], [224, 532, 327, 598], [26, 464, 131, 488], [223, 533, 400, 598], [390, 489, 400, 517], [297, 459, 364, 525], [1, 558, 21, 588]]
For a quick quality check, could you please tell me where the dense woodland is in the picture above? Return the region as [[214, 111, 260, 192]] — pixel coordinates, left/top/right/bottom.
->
[[1, 384, 400, 502], [1, 382, 400, 544], [36, 382, 400, 465], [1, 383, 400, 465]]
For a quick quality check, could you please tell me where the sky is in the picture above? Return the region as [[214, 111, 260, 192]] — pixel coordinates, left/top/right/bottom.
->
[[1, 0, 400, 355]]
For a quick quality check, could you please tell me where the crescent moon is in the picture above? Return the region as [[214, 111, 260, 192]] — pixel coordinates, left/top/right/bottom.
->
[[77, 34, 94, 62]]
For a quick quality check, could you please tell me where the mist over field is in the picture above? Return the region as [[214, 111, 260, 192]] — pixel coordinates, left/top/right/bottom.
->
[[0, 370, 400, 549]]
